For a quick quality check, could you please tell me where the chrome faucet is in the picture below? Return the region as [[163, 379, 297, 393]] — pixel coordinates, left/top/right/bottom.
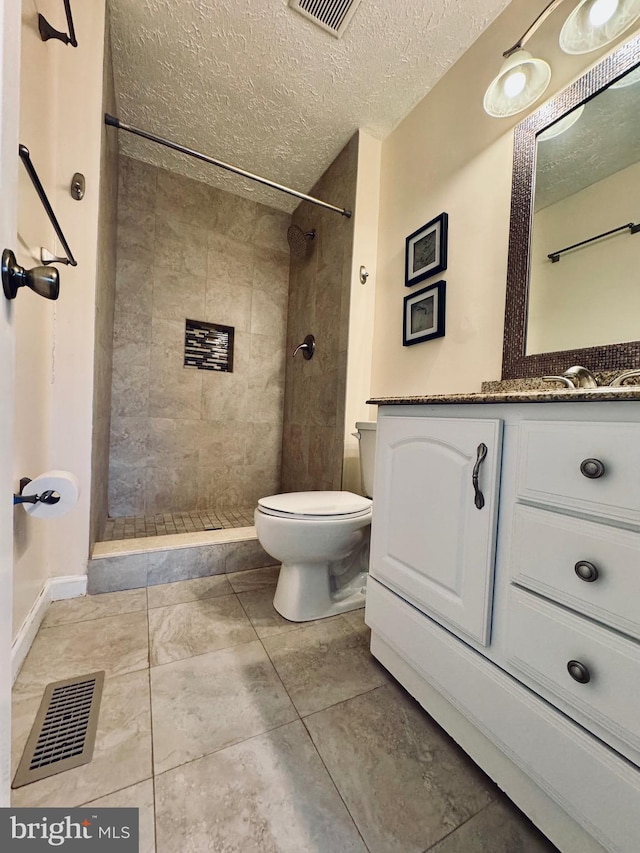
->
[[542, 365, 598, 389], [609, 369, 640, 387]]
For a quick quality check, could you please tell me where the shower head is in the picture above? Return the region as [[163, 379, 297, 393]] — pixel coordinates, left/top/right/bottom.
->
[[287, 225, 316, 258]]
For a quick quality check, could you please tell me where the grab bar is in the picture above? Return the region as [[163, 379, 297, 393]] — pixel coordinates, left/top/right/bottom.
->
[[19, 145, 77, 267]]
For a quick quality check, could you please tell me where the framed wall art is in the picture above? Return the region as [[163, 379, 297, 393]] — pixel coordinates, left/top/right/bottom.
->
[[405, 212, 448, 286], [403, 280, 446, 346]]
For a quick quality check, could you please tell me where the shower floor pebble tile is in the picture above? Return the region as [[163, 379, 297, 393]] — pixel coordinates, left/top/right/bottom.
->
[[11, 565, 559, 852]]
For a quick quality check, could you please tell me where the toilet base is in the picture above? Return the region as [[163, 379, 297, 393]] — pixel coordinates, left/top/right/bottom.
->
[[273, 562, 367, 622]]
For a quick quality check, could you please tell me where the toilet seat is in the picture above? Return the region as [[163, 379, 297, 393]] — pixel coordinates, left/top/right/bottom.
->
[[257, 490, 372, 520]]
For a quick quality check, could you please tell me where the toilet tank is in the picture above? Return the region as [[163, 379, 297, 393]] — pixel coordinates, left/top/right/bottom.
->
[[356, 421, 377, 498]]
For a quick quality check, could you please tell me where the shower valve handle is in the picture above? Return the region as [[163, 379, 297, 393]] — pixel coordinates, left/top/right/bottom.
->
[[293, 334, 315, 360]]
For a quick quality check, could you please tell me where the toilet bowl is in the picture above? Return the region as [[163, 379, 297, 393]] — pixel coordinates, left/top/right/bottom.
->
[[254, 422, 377, 622]]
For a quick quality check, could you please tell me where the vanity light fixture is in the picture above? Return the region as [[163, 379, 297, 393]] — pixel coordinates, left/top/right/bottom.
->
[[483, 0, 640, 117]]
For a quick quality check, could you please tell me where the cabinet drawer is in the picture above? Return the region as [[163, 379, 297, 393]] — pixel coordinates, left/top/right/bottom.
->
[[506, 587, 640, 761], [517, 421, 640, 526], [510, 505, 640, 640]]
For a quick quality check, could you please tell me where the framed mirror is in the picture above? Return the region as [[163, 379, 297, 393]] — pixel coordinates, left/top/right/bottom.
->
[[502, 32, 640, 379]]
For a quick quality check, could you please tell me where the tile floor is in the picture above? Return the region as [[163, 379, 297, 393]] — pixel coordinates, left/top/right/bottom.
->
[[102, 506, 256, 541], [12, 565, 558, 852]]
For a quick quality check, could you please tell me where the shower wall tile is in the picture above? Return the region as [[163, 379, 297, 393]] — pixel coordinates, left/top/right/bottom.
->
[[148, 418, 201, 468], [110, 417, 149, 468], [145, 464, 200, 515], [119, 156, 157, 212], [156, 168, 220, 231], [110, 354, 150, 419], [207, 234, 254, 289], [201, 374, 249, 423], [197, 421, 247, 467], [116, 258, 153, 315], [280, 135, 358, 493], [109, 158, 291, 519], [253, 204, 291, 254], [154, 213, 208, 278], [196, 465, 244, 512], [252, 247, 290, 294], [204, 279, 252, 333], [152, 267, 205, 322], [108, 464, 146, 518], [214, 192, 258, 243], [117, 205, 155, 264], [149, 317, 203, 419], [251, 286, 288, 339]]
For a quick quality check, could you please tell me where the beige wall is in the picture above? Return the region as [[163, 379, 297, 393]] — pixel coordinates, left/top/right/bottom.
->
[[14, 0, 106, 637], [108, 157, 291, 518], [281, 135, 358, 493], [370, 0, 638, 398], [528, 160, 640, 354], [90, 18, 119, 546]]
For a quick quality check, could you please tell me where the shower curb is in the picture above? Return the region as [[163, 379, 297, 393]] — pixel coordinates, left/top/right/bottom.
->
[[87, 530, 275, 594]]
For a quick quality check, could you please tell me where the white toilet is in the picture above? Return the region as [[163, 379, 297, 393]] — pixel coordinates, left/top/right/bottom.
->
[[254, 422, 376, 622]]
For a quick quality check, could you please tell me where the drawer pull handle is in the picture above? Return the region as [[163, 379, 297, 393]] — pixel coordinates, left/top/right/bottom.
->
[[580, 458, 605, 479], [575, 560, 599, 582], [472, 443, 488, 510], [567, 660, 591, 684]]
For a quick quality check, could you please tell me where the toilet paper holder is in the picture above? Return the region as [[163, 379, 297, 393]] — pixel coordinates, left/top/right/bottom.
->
[[13, 477, 61, 506]]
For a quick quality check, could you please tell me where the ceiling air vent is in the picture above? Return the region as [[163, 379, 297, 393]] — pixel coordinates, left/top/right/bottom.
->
[[289, 0, 363, 39]]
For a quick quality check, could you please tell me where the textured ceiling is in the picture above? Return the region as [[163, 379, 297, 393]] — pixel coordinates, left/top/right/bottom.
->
[[535, 66, 640, 210], [108, 0, 510, 212]]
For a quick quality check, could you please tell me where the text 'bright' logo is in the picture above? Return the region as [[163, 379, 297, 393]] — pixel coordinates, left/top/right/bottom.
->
[[11, 816, 94, 846]]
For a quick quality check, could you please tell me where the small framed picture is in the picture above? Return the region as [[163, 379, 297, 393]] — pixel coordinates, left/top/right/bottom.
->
[[403, 280, 446, 346], [405, 212, 448, 287]]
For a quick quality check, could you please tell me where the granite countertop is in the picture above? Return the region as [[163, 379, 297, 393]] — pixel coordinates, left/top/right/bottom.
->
[[367, 375, 640, 405], [367, 388, 640, 405]]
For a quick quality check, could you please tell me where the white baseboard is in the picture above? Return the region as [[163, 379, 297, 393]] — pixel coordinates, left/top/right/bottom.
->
[[49, 574, 87, 601], [11, 574, 87, 683]]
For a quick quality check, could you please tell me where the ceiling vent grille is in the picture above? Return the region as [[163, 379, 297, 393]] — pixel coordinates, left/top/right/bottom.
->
[[289, 0, 363, 39]]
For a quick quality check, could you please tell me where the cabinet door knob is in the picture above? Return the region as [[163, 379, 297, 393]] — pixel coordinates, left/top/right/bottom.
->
[[580, 458, 605, 479], [574, 560, 599, 582], [567, 660, 591, 684]]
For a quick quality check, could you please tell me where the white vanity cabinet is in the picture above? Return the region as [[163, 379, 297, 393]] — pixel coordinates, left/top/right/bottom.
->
[[370, 416, 502, 645], [366, 400, 640, 853]]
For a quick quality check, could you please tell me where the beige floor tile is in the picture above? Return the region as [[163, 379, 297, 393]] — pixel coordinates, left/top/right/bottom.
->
[[14, 612, 149, 702], [83, 779, 156, 853], [151, 640, 297, 773], [429, 797, 558, 852], [42, 589, 148, 628], [148, 594, 257, 666], [237, 587, 341, 639], [262, 614, 387, 716], [11, 694, 41, 780], [304, 682, 496, 853], [154, 721, 367, 853], [12, 670, 152, 808], [147, 574, 233, 609], [227, 564, 281, 593]]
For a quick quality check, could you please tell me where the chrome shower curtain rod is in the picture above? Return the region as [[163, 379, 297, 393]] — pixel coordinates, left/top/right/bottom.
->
[[104, 114, 352, 218]]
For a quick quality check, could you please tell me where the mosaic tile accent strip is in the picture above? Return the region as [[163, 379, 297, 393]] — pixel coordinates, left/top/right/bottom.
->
[[102, 507, 256, 542], [184, 319, 234, 372]]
